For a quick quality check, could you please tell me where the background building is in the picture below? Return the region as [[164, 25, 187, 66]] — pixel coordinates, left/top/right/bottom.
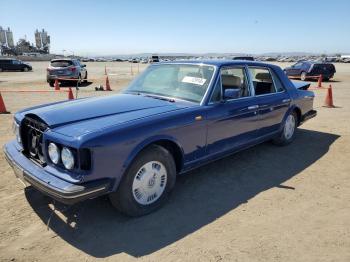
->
[[0, 26, 14, 47], [35, 29, 50, 53]]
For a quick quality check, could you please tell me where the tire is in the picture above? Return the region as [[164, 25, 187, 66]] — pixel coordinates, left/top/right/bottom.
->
[[272, 111, 298, 146], [83, 72, 88, 83], [323, 77, 329, 81], [23, 67, 29, 72], [109, 144, 176, 217], [0, 68, 3, 72], [49, 81, 54, 87], [300, 71, 307, 81]]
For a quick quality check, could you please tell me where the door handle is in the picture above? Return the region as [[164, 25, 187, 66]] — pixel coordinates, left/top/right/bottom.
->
[[282, 98, 291, 103], [247, 105, 259, 110]]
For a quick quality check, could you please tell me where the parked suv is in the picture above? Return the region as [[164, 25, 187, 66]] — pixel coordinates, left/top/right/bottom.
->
[[284, 61, 336, 81], [47, 59, 87, 86], [0, 58, 32, 72], [149, 55, 159, 63]]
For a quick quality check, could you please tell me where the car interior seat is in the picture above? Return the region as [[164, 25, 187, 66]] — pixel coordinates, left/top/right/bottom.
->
[[254, 72, 274, 95], [221, 75, 248, 97]]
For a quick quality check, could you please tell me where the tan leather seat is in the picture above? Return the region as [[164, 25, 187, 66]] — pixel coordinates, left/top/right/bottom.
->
[[221, 75, 241, 88], [255, 72, 272, 83], [254, 72, 275, 95]]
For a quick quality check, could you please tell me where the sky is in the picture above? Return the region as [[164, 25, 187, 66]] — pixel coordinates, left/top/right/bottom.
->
[[1, 0, 350, 56]]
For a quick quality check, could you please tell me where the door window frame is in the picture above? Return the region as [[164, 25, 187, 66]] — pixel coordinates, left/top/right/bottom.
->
[[208, 65, 255, 105], [247, 66, 287, 97]]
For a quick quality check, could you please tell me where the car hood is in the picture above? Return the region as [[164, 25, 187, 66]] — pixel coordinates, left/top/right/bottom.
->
[[19, 94, 190, 137]]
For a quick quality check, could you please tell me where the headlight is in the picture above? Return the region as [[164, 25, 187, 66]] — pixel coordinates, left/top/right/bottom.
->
[[13, 121, 21, 144], [61, 147, 75, 170], [48, 143, 60, 164]]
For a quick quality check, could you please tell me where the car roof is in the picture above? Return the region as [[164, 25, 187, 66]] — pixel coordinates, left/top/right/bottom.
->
[[158, 59, 273, 67]]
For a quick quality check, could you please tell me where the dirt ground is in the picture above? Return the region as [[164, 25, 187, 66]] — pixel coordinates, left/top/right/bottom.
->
[[0, 61, 349, 262]]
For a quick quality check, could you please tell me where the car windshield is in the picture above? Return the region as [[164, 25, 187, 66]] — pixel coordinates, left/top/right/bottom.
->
[[124, 64, 216, 103]]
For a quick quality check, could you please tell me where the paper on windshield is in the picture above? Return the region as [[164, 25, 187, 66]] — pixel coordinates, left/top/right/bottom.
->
[[182, 76, 207, 86]]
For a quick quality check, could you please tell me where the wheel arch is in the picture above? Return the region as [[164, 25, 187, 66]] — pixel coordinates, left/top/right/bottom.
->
[[122, 136, 185, 178], [292, 106, 302, 126], [281, 105, 302, 130]]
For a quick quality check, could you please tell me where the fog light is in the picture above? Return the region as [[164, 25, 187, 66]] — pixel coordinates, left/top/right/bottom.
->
[[61, 147, 75, 170], [48, 143, 60, 164]]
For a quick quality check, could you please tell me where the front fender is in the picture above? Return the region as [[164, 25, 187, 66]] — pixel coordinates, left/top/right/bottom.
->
[[121, 134, 185, 176]]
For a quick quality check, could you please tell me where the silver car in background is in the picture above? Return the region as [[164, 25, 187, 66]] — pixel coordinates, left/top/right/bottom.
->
[[47, 59, 87, 87]]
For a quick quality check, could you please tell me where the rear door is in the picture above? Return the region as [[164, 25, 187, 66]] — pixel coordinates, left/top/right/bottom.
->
[[248, 66, 291, 137]]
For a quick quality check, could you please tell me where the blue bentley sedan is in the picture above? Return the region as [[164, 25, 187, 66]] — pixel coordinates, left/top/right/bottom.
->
[[4, 60, 316, 216]]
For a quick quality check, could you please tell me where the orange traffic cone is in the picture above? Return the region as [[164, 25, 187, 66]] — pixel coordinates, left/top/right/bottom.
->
[[68, 88, 75, 100], [54, 79, 60, 90], [323, 85, 335, 108], [105, 76, 112, 91], [0, 92, 10, 114], [317, 74, 323, 88], [104, 65, 107, 75]]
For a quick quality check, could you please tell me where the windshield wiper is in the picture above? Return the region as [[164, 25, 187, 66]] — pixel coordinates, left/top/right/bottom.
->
[[144, 94, 175, 102]]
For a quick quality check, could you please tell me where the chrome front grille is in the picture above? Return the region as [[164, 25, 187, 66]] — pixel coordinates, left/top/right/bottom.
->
[[21, 116, 48, 165]]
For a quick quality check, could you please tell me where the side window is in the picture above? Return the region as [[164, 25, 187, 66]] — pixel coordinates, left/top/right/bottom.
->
[[220, 67, 250, 98], [249, 67, 276, 95], [270, 70, 285, 92]]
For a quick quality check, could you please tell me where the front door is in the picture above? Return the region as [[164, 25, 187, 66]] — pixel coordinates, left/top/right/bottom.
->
[[206, 66, 259, 155]]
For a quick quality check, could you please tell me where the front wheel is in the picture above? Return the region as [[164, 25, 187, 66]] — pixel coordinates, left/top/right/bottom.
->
[[109, 145, 176, 217], [272, 111, 298, 146]]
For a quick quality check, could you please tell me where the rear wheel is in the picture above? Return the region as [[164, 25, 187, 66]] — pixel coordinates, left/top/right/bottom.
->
[[273, 111, 298, 146], [22, 67, 29, 72], [300, 71, 307, 81], [109, 145, 176, 217]]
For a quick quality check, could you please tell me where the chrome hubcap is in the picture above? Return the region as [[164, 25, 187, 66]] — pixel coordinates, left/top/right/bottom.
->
[[132, 161, 167, 205], [284, 114, 295, 140]]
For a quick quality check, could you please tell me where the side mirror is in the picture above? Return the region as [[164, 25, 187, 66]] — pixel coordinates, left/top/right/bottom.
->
[[81, 64, 86, 68], [223, 89, 240, 100]]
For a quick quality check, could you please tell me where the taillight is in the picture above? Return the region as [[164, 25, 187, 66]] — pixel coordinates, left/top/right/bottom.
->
[[69, 67, 76, 72]]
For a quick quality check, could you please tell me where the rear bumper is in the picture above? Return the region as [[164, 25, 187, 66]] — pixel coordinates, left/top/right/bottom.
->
[[300, 110, 317, 125], [47, 74, 79, 82], [3, 141, 111, 205]]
